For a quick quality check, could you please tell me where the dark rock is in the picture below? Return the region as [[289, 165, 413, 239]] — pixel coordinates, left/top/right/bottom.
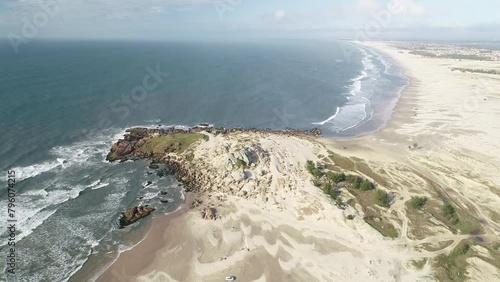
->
[[106, 139, 133, 162], [119, 205, 155, 227], [310, 128, 322, 137], [156, 170, 165, 178]]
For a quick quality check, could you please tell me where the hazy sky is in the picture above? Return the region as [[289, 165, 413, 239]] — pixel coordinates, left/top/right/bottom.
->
[[1, 0, 500, 41]]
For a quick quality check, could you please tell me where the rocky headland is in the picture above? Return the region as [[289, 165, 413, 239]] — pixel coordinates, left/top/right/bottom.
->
[[107, 126, 322, 225]]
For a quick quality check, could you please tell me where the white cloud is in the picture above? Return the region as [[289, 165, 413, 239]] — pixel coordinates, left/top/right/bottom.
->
[[274, 10, 286, 21]]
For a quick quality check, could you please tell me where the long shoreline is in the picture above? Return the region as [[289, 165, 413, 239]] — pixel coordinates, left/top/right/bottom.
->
[[80, 41, 500, 281], [328, 41, 410, 138], [76, 42, 415, 282], [90, 43, 415, 282]]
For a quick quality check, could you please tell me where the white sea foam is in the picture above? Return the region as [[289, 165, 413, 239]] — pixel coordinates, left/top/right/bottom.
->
[[13, 186, 88, 244], [0, 129, 129, 248], [4, 129, 125, 183], [0, 208, 58, 247], [8, 161, 62, 181], [89, 180, 110, 190], [0, 183, 88, 246], [328, 101, 368, 133], [141, 192, 159, 201], [312, 45, 375, 127], [312, 107, 340, 125]]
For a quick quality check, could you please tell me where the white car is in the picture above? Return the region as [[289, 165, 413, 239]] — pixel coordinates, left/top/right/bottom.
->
[[225, 276, 236, 281]]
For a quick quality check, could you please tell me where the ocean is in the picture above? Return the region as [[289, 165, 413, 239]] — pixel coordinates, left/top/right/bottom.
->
[[0, 39, 408, 281]]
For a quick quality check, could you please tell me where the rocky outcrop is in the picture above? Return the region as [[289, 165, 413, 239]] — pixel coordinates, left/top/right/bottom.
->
[[119, 205, 155, 228], [108, 125, 323, 224], [310, 127, 321, 137], [106, 126, 321, 162], [107, 139, 134, 162]]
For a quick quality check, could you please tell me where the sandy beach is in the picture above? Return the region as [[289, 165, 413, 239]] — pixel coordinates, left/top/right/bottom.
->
[[96, 42, 500, 282]]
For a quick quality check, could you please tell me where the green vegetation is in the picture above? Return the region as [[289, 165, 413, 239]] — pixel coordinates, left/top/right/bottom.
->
[[326, 171, 346, 183], [360, 179, 374, 191], [411, 258, 427, 270], [327, 151, 355, 171], [451, 67, 500, 75], [375, 189, 390, 208], [305, 158, 397, 238], [355, 162, 390, 187], [442, 202, 459, 225], [435, 241, 471, 281], [235, 158, 249, 169], [346, 174, 363, 189], [335, 197, 343, 208], [306, 160, 324, 178], [135, 134, 204, 156], [410, 50, 491, 61], [459, 219, 482, 235], [308, 164, 374, 192], [409, 196, 428, 210], [322, 182, 339, 200], [364, 216, 398, 238]]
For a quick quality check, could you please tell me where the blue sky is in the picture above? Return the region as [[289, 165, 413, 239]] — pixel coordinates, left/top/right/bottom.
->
[[1, 0, 500, 40]]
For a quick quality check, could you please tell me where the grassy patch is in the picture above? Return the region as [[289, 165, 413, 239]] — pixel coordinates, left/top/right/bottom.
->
[[418, 240, 454, 252], [411, 258, 427, 270], [442, 202, 459, 224], [430, 200, 483, 235], [328, 152, 355, 171], [306, 160, 324, 178], [404, 199, 448, 239], [409, 196, 428, 210], [306, 157, 398, 239], [364, 216, 399, 238], [356, 162, 390, 187], [375, 189, 390, 208], [135, 134, 204, 156], [459, 219, 482, 235], [434, 240, 471, 282]]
